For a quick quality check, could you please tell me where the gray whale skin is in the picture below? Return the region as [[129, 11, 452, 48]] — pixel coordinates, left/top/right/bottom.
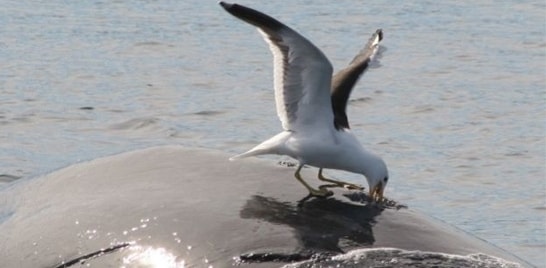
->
[[0, 146, 530, 267]]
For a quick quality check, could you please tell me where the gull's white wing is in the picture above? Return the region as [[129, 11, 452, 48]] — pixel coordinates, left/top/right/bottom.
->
[[220, 2, 334, 132]]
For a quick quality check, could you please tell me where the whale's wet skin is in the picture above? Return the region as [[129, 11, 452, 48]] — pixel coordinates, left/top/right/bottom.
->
[[282, 249, 523, 268], [0, 0, 544, 267], [0, 147, 529, 267]]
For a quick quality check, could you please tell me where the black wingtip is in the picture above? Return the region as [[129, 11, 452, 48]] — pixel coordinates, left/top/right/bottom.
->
[[218, 1, 233, 10], [218, 1, 285, 32], [376, 29, 383, 42]]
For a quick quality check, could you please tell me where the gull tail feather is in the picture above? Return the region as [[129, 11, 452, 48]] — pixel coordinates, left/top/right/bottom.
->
[[229, 132, 291, 161], [229, 148, 271, 161]]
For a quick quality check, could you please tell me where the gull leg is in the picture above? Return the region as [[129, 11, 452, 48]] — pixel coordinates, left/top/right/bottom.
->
[[317, 168, 364, 191], [294, 165, 333, 197]]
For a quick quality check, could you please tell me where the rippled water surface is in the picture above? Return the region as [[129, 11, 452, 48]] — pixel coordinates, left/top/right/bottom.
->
[[1, 0, 544, 266]]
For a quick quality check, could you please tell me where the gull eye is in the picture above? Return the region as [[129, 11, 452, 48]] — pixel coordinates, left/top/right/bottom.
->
[[383, 177, 388, 183]]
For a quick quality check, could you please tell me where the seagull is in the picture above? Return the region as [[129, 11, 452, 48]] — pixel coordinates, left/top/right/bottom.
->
[[220, 2, 389, 201]]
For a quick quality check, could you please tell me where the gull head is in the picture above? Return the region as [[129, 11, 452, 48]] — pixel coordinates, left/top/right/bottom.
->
[[363, 157, 389, 202]]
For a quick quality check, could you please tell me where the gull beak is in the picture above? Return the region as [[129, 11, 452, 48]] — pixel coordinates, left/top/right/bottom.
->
[[369, 182, 384, 202]]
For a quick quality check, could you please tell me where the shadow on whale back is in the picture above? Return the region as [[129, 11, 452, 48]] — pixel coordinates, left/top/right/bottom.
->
[[0, 146, 528, 267]]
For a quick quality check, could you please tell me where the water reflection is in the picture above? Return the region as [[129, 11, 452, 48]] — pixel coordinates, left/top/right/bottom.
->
[[122, 244, 185, 268], [239, 195, 383, 254]]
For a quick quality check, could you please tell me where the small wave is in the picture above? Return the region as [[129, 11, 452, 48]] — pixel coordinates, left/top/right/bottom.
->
[[349, 97, 373, 103], [134, 41, 165, 47], [191, 110, 225, 116], [109, 117, 161, 130], [0, 174, 21, 183], [282, 248, 523, 268], [412, 105, 436, 114]]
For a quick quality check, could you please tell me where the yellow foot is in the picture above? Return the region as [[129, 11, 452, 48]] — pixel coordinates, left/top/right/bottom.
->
[[308, 188, 333, 197]]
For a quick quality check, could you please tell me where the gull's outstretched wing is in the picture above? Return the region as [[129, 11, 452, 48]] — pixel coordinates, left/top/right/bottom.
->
[[331, 29, 383, 130], [220, 2, 334, 132]]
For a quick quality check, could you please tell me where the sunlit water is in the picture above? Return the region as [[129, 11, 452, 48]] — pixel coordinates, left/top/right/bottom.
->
[[0, 0, 544, 266]]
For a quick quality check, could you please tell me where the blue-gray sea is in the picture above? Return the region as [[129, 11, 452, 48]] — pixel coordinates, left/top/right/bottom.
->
[[0, 0, 544, 266]]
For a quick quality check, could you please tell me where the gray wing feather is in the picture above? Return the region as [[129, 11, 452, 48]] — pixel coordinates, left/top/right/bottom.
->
[[221, 2, 334, 131], [331, 29, 383, 130]]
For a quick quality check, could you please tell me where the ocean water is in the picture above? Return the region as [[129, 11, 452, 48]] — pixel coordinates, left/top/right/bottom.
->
[[0, 0, 544, 266]]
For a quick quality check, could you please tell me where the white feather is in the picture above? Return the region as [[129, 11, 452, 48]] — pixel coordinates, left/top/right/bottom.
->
[[258, 28, 334, 132]]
